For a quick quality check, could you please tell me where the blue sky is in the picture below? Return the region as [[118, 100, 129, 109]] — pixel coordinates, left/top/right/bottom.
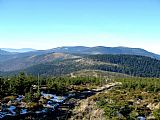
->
[[0, 0, 160, 54]]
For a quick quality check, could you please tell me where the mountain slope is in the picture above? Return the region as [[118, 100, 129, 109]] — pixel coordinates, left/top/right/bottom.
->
[[0, 52, 80, 71], [0, 50, 53, 62], [87, 54, 160, 77], [3, 54, 160, 78], [1, 46, 160, 77], [1, 46, 159, 62], [50, 46, 89, 53], [0, 49, 12, 55], [50, 46, 160, 60]]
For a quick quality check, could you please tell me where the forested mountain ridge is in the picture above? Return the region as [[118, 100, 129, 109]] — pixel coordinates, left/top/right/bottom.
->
[[49, 46, 160, 59], [2, 54, 160, 78], [1, 46, 160, 60], [0, 49, 12, 55], [87, 54, 160, 77], [0, 50, 52, 62], [0, 52, 80, 71], [1, 46, 160, 78]]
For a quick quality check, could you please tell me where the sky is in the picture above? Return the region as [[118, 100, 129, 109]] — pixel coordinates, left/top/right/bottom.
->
[[0, 0, 160, 54]]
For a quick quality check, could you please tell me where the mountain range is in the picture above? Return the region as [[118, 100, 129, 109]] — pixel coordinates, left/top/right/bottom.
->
[[0, 46, 160, 77], [50, 46, 160, 59], [1, 46, 160, 59]]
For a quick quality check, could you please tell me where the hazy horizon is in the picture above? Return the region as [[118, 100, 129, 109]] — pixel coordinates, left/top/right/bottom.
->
[[0, 0, 160, 54]]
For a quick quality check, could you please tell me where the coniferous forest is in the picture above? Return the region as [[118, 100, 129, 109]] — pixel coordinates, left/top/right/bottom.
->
[[0, 53, 160, 119], [1, 0, 160, 119]]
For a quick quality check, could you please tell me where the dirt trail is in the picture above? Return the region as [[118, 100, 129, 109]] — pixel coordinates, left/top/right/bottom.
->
[[69, 82, 121, 120]]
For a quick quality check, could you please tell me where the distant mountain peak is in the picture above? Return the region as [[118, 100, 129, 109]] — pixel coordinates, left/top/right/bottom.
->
[[50, 46, 160, 59], [0, 49, 12, 55]]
